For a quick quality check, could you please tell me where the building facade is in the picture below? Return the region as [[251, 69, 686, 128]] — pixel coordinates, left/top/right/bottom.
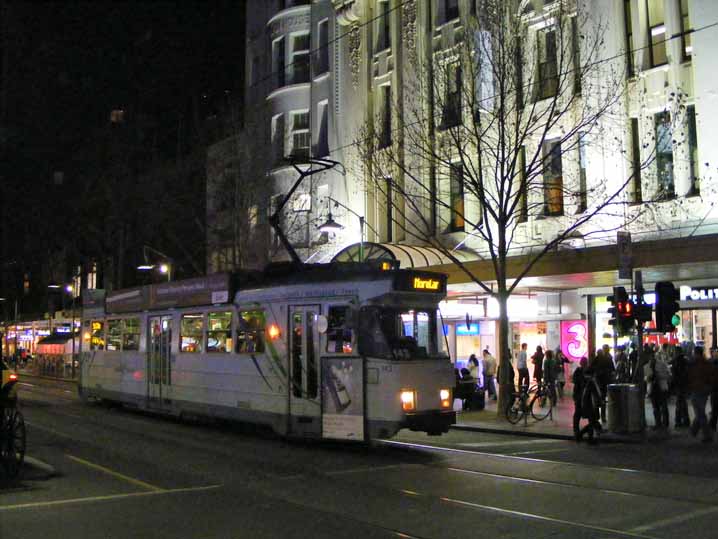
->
[[228, 0, 718, 364]]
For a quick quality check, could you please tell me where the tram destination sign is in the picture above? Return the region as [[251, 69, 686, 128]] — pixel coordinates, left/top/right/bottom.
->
[[393, 271, 447, 294], [150, 273, 231, 309]]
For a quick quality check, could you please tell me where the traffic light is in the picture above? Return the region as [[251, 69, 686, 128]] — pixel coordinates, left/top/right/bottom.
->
[[655, 281, 680, 332], [608, 286, 635, 336]]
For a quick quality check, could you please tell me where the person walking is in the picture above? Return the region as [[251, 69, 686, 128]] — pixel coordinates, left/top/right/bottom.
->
[[594, 348, 616, 424], [644, 346, 671, 430], [672, 345, 690, 428], [482, 349, 497, 401], [467, 354, 480, 386], [517, 343, 529, 390], [532, 345, 544, 384], [688, 346, 716, 442], [615, 346, 630, 383], [543, 350, 558, 405], [554, 348, 570, 398]]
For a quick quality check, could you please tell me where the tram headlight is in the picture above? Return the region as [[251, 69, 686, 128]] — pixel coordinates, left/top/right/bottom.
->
[[400, 390, 416, 412], [440, 389, 451, 409]]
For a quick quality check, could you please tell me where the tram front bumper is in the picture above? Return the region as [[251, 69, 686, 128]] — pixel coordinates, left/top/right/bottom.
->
[[404, 410, 456, 435]]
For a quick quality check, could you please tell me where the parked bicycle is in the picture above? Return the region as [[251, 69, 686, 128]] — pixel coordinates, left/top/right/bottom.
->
[[505, 381, 555, 424]]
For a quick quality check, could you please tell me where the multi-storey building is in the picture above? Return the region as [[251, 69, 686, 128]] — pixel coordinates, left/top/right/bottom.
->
[[231, 0, 718, 366]]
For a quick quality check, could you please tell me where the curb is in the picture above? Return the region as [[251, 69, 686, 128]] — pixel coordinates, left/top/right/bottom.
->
[[451, 423, 646, 444], [23, 456, 58, 479]]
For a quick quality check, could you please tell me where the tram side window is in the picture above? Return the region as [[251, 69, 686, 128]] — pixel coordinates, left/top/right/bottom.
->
[[236, 310, 265, 354], [107, 320, 122, 351], [90, 320, 105, 351], [122, 318, 140, 351], [180, 314, 204, 353], [326, 306, 354, 354], [207, 311, 232, 353]]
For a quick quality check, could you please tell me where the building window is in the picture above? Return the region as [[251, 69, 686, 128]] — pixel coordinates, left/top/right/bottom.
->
[[107, 319, 122, 351], [442, 61, 462, 128], [379, 85, 392, 148], [290, 111, 310, 159], [517, 147, 528, 223], [326, 306, 354, 354], [444, 0, 459, 22], [515, 44, 524, 109], [181, 314, 204, 353], [376, 1, 391, 52], [88, 262, 97, 290], [273, 37, 286, 88], [681, 0, 693, 60], [315, 100, 329, 157], [207, 312, 232, 353], [629, 118, 642, 204], [272, 114, 285, 164], [624, 0, 634, 76], [122, 318, 140, 351], [236, 311, 265, 353], [385, 176, 394, 242], [90, 320, 105, 351], [316, 19, 329, 74], [572, 17, 581, 95], [449, 164, 465, 232], [543, 140, 564, 216], [687, 105, 699, 195], [291, 33, 310, 84], [537, 28, 558, 100], [654, 111, 674, 198], [577, 135, 587, 213], [110, 109, 125, 123], [646, 0, 667, 67]]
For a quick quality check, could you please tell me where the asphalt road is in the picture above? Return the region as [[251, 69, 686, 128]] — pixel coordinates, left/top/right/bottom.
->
[[1, 377, 717, 539]]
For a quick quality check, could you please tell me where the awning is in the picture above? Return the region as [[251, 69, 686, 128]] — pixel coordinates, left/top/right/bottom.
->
[[36, 334, 73, 345], [331, 242, 475, 269]]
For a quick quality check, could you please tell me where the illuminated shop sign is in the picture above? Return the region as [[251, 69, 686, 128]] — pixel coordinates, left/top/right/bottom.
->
[[455, 323, 480, 336], [560, 320, 588, 362], [413, 277, 439, 291], [393, 272, 447, 294], [679, 285, 718, 302]]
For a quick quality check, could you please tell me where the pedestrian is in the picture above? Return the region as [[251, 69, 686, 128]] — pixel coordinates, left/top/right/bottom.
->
[[644, 345, 671, 430], [688, 346, 715, 442], [573, 356, 602, 444], [467, 354, 480, 386], [615, 346, 630, 383], [516, 343, 529, 390], [709, 347, 718, 431], [482, 349, 497, 401], [554, 348, 570, 398], [532, 345, 544, 384], [593, 348, 615, 423], [543, 350, 558, 405], [671, 345, 690, 428]]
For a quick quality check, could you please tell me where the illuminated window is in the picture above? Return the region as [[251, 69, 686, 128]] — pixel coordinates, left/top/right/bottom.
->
[[180, 314, 204, 353], [646, 0, 667, 67], [110, 109, 125, 123], [516, 147, 528, 223], [107, 320, 122, 351], [543, 139, 564, 216], [449, 164, 465, 232], [326, 306, 354, 354], [207, 311, 232, 353], [122, 318, 140, 351], [237, 311, 265, 354], [654, 111, 674, 198], [291, 111, 310, 159]]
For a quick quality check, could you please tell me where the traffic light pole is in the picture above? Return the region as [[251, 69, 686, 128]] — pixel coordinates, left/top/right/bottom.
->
[[634, 270, 645, 382]]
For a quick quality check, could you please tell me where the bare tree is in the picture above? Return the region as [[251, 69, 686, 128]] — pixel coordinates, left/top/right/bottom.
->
[[357, 0, 667, 414]]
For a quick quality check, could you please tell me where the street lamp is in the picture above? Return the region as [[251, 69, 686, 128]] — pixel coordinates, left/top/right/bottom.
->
[[318, 196, 378, 262], [137, 245, 172, 282]]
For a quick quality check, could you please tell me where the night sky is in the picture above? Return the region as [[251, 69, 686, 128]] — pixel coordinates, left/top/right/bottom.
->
[[0, 1, 246, 311]]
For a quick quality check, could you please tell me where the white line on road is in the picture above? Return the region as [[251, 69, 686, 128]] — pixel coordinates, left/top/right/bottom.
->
[[23, 456, 57, 475], [66, 454, 163, 492], [630, 506, 718, 533], [0, 484, 223, 512], [506, 448, 571, 456], [457, 439, 564, 449], [325, 463, 420, 476], [441, 496, 660, 539]]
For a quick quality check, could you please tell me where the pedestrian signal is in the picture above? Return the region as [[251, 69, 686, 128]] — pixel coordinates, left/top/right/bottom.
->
[[655, 281, 680, 332]]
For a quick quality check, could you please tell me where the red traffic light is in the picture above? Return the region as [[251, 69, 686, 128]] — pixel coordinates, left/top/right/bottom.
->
[[617, 300, 634, 317]]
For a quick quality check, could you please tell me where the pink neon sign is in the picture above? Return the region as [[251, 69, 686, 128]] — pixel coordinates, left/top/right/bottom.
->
[[560, 320, 588, 362]]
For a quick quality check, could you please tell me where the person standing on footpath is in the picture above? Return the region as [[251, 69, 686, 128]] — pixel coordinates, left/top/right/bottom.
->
[[688, 346, 716, 442], [573, 357, 601, 444], [708, 348, 718, 431], [593, 347, 616, 424], [554, 348, 570, 398], [467, 354, 480, 386], [517, 343, 529, 390], [532, 345, 544, 385], [482, 349, 497, 401], [671, 345, 690, 428], [644, 345, 671, 430], [543, 350, 558, 405]]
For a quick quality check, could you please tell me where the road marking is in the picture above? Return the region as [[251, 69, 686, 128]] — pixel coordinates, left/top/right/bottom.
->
[[0, 484, 222, 512], [19, 382, 36, 388], [325, 463, 418, 476], [457, 439, 564, 449], [506, 448, 570, 456], [24, 456, 57, 475], [630, 506, 718, 532], [441, 497, 660, 539], [66, 455, 163, 492]]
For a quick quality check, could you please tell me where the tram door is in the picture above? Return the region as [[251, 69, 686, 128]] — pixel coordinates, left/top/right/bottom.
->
[[288, 305, 321, 436], [147, 315, 172, 408]]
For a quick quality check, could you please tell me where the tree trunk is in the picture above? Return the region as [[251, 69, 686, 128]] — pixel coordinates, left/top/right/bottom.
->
[[496, 290, 513, 419]]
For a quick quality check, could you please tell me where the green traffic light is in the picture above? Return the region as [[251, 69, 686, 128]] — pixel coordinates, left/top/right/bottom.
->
[[671, 314, 681, 327]]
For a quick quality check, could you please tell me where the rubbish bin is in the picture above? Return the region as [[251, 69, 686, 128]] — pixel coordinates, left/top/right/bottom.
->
[[606, 383, 645, 434]]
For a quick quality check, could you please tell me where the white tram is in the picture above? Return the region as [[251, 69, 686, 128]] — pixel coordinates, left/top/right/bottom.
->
[[78, 262, 456, 440]]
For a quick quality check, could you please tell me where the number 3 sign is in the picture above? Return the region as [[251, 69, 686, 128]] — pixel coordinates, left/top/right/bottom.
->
[[560, 320, 588, 362]]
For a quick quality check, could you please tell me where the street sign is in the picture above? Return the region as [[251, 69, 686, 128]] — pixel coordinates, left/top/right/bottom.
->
[[617, 231, 632, 280]]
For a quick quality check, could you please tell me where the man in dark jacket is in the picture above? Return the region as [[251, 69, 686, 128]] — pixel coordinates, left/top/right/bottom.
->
[[572, 357, 601, 444], [688, 346, 715, 442], [672, 346, 690, 428], [594, 347, 615, 423]]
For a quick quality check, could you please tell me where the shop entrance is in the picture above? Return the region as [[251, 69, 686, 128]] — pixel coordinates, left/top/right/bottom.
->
[[511, 322, 547, 380]]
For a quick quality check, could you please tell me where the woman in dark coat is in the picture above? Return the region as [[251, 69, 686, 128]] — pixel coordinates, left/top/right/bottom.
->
[[532, 345, 544, 384]]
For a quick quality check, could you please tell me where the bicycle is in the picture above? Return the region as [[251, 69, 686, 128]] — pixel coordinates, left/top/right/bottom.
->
[[505, 381, 554, 424]]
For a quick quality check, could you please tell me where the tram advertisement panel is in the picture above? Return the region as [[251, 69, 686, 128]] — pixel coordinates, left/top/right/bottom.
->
[[322, 357, 364, 441]]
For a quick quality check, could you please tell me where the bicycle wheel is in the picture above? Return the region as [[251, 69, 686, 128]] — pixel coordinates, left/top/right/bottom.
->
[[530, 391, 553, 421], [505, 394, 526, 424], [1, 408, 26, 479]]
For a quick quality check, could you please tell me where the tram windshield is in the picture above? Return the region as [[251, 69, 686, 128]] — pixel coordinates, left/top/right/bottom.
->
[[358, 306, 446, 360]]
